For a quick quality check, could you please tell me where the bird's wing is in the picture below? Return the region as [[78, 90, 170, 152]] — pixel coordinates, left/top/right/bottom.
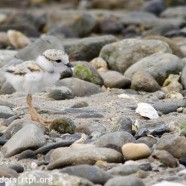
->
[[4, 60, 42, 76]]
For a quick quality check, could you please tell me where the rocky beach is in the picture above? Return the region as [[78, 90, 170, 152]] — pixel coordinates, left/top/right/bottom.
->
[[1, 0, 186, 185]]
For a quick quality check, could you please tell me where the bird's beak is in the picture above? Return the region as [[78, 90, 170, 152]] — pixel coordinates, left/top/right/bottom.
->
[[66, 63, 73, 68]]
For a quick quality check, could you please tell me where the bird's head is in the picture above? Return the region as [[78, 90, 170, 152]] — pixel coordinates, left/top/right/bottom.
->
[[42, 49, 72, 68]]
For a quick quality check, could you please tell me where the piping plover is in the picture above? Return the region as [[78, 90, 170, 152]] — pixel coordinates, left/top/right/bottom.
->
[[2, 49, 72, 125]]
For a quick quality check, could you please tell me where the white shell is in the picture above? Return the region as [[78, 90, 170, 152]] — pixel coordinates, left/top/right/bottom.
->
[[136, 103, 159, 119]]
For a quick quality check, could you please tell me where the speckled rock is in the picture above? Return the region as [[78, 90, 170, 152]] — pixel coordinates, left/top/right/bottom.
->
[[100, 38, 172, 73], [152, 149, 178, 168], [125, 53, 182, 85], [100, 70, 131, 88], [155, 134, 186, 158], [162, 74, 183, 94], [131, 71, 160, 92], [49, 117, 76, 134], [2, 124, 46, 157], [122, 143, 151, 160], [48, 147, 123, 170], [56, 78, 101, 97], [73, 61, 103, 85]]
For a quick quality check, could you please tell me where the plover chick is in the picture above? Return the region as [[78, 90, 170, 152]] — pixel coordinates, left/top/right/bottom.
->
[[2, 49, 72, 125]]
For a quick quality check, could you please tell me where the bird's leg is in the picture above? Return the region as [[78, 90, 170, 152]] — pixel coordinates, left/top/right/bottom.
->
[[26, 94, 52, 125]]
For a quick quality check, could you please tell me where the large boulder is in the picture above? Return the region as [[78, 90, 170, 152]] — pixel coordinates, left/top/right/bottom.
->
[[125, 53, 183, 85], [100, 38, 172, 73]]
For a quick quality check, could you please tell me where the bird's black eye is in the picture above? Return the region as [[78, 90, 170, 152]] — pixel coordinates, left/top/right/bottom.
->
[[56, 59, 62, 63]]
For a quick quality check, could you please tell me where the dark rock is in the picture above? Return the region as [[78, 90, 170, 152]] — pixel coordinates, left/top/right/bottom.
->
[[35, 140, 77, 155], [49, 117, 76, 134], [141, 0, 165, 16], [131, 71, 160, 92], [105, 176, 145, 186], [113, 116, 133, 134], [0, 138, 8, 146], [94, 131, 136, 152], [139, 163, 152, 171], [63, 35, 117, 61], [60, 164, 111, 184], [153, 101, 178, 114], [100, 38, 171, 74], [152, 149, 178, 168], [73, 61, 103, 85], [9, 164, 24, 173], [125, 53, 182, 86], [56, 78, 101, 97], [179, 157, 186, 167], [48, 86, 74, 100], [18, 150, 37, 160], [48, 147, 123, 170], [100, 71, 131, 88], [135, 122, 170, 138]]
